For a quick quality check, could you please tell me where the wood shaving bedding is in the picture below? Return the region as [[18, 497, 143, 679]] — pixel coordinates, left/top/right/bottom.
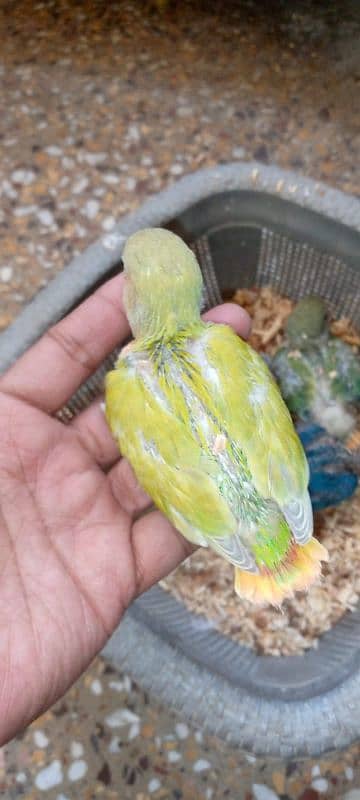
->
[[161, 287, 360, 657]]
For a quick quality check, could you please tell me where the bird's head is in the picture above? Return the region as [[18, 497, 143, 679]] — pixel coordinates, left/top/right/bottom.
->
[[122, 228, 203, 340], [286, 295, 327, 347]]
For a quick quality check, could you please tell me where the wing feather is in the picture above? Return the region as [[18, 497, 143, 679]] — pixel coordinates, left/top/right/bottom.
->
[[193, 324, 312, 541], [282, 492, 313, 544], [105, 356, 237, 544]]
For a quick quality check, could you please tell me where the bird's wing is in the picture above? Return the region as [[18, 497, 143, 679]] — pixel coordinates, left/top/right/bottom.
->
[[270, 346, 316, 418], [189, 324, 312, 544], [322, 337, 360, 404], [105, 352, 240, 551]]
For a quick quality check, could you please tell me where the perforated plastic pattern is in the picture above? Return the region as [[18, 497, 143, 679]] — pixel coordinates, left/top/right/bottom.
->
[[257, 227, 360, 326]]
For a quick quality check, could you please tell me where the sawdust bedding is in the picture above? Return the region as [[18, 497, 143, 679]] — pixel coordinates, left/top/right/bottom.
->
[[161, 288, 360, 656]]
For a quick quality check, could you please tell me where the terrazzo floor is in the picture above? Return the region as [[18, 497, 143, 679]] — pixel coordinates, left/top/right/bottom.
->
[[0, 0, 359, 797], [2, 657, 360, 800]]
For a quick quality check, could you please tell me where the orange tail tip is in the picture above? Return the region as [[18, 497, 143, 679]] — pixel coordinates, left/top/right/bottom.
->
[[234, 537, 329, 606], [346, 429, 360, 451]]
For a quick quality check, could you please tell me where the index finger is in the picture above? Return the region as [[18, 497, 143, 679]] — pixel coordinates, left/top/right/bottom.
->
[[0, 273, 129, 413]]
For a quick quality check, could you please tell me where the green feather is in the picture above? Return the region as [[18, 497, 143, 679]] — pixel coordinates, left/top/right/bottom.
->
[[286, 295, 326, 344], [253, 517, 290, 570], [322, 337, 360, 404], [271, 346, 316, 417]]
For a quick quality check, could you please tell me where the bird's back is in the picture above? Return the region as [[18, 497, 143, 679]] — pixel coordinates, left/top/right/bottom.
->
[[106, 321, 309, 540]]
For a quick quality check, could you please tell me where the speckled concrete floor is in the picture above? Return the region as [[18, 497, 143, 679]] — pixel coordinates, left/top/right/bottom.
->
[[0, 0, 359, 797], [2, 658, 360, 800]]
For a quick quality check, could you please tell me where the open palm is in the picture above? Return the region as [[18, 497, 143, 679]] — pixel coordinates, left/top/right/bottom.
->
[[0, 272, 250, 744]]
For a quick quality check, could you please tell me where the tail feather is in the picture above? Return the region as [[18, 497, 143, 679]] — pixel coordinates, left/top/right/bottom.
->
[[234, 537, 328, 606]]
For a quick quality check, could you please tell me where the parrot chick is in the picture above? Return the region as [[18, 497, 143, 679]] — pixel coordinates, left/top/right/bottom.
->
[[271, 296, 360, 440], [296, 421, 358, 511], [105, 229, 328, 606]]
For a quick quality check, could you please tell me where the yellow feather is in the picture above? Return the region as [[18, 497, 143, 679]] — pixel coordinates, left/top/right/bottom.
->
[[234, 538, 328, 606]]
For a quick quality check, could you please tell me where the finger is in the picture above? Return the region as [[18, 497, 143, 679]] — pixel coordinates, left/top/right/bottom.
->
[[131, 510, 195, 596], [71, 398, 120, 469], [108, 458, 152, 516], [0, 273, 129, 413], [203, 303, 251, 339]]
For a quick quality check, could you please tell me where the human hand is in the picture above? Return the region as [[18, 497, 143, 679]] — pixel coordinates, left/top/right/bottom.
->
[[0, 272, 250, 744]]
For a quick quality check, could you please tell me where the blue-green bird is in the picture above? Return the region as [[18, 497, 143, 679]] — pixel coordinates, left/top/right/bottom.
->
[[272, 296, 360, 441], [105, 229, 328, 605]]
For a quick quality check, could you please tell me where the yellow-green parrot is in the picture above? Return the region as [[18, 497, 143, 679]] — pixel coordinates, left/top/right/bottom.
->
[[105, 229, 328, 605]]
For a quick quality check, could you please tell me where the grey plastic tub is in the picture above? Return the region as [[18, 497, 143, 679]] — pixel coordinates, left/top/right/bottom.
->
[[1, 163, 359, 757]]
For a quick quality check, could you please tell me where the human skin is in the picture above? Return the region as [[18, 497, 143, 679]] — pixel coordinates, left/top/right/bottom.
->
[[0, 272, 250, 744]]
